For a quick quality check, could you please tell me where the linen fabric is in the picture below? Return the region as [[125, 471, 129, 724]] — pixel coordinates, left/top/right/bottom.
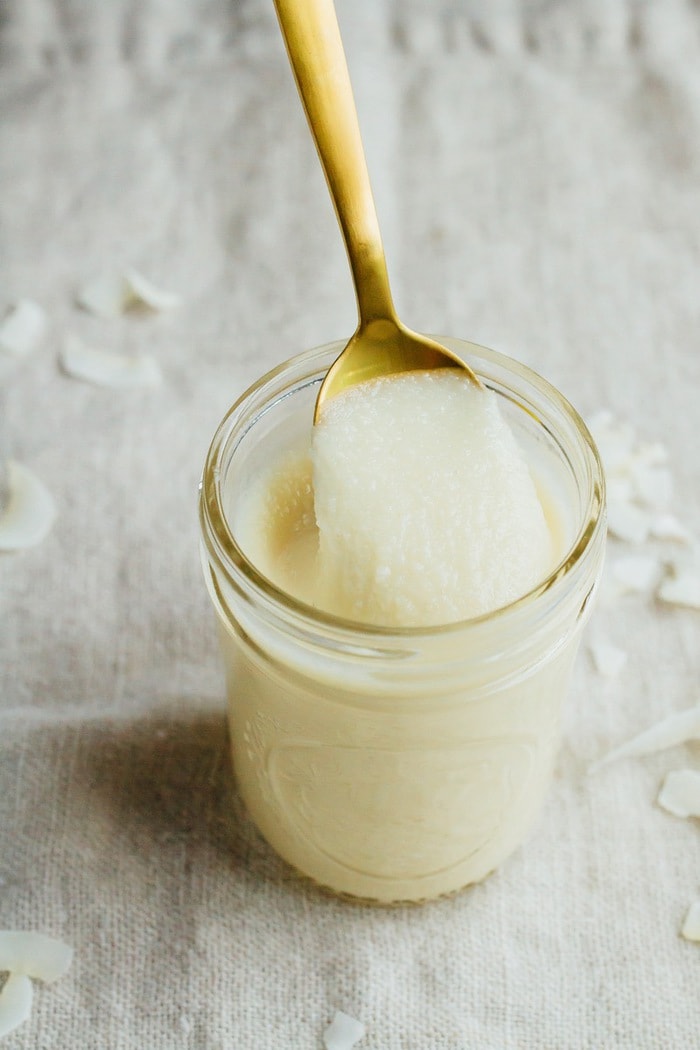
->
[[1, 1, 699, 1046]]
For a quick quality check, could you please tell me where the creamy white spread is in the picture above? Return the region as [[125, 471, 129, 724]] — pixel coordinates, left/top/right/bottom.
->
[[240, 371, 556, 625], [222, 369, 575, 902]]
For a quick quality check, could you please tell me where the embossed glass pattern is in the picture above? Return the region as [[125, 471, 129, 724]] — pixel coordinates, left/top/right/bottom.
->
[[199, 339, 606, 904]]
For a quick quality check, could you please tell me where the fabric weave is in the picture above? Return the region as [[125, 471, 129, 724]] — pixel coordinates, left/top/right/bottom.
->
[[1, 1, 699, 1046]]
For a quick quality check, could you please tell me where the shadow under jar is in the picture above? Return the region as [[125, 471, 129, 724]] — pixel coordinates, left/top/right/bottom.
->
[[199, 338, 606, 904]]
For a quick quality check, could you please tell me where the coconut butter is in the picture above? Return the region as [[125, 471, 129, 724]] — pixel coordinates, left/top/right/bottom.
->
[[200, 340, 605, 902]]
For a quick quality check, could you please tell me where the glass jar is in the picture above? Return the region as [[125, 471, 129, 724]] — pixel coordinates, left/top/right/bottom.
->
[[199, 338, 605, 904]]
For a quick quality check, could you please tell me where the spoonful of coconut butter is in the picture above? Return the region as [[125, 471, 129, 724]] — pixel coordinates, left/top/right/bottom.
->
[[273, 0, 481, 421]]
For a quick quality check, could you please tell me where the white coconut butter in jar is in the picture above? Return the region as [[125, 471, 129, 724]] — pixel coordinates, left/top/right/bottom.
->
[[199, 338, 605, 903]]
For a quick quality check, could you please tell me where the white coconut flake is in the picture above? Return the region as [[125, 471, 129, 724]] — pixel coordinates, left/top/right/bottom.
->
[[0, 461, 56, 551], [681, 901, 700, 942], [650, 513, 691, 544], [323, 1011, 366, 1050], [76, 273, 129, 319], [605, 476, 634, 506], [76, 270, 179, 317], [61, 334, 162, 388], [0, 973, 33, 1039], [593, 705, 700, 768], [633, 441, 669, 470], [588, 414, 636, 475], [0, 300, 47, 357], [657, 568, 700, 611], [610, 554, 661, 594], [123, 269, 180, 312], [589, 639, 628, 677], [0, 931, 73, 983], [596, 572, 626, 609], [630, 464, 673, 510], [607, 501, 653, 544], [588, 412, 676, 519], [658, 769, 700, 819]]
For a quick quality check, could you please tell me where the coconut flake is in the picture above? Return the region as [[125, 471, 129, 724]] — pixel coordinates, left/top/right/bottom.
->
[[630, 464, 673, 510], [594, 705, 700, 768], [588, 413, 636, 475], [123, 269, 180, 312], [0, 931, 73, 983], [0, 300, 47, 357], [681, 901, 700, 942], [60, 334, 162, 388], [605, 476, 634, 506], [323, 1011, 366, 1050], [76, 274, 129, 319], [650, 513, 691, 544], [0, 461, 56, 551], [0, 973, 33, 1039], [588, 412, 676, 521], [610, 554, 661, 594], [658, 769, 700, 818], [632, 440, 668, 470], [589, 639, 627, 677], [76, 270, 179, 318], [657, 567, 700, 611], [607, 501, 653, 544], [596, 572, 626, 609]]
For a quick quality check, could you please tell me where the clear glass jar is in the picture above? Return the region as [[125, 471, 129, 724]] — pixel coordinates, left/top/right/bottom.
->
[[199, 338, 605, 904]]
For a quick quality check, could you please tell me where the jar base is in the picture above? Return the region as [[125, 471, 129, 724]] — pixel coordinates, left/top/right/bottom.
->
[[265, 849, 500, 908]]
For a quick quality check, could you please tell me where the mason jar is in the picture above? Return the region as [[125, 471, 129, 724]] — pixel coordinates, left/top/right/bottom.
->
[[199, 338, 605, 904]]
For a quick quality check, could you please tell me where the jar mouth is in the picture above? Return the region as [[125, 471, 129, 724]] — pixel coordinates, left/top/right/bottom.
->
[[200, 338, 606, 641]]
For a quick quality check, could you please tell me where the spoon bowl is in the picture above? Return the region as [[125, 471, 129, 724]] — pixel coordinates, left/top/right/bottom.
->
[[315, 319, 472, 422], [273, 0, 481, 422]]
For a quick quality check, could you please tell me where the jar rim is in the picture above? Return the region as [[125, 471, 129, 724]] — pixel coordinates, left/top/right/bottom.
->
[[200, 338, 606, 641]]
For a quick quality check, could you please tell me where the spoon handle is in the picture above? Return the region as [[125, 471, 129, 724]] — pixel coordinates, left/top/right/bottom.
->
[[273, 0, 396, 328]]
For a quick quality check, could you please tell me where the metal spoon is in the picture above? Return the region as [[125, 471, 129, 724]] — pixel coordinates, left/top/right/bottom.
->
[[273, 0, 481, 422]]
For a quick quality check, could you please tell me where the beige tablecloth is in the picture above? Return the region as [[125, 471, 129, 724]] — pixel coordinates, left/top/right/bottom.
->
[[1, 1, 699, 1047]]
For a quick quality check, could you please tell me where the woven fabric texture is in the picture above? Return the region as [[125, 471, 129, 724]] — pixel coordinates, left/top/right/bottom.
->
[[1, 1, 699, 1046]]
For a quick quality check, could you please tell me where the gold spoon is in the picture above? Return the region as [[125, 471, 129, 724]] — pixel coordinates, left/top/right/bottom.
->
[[273, 0, 481, 422]]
